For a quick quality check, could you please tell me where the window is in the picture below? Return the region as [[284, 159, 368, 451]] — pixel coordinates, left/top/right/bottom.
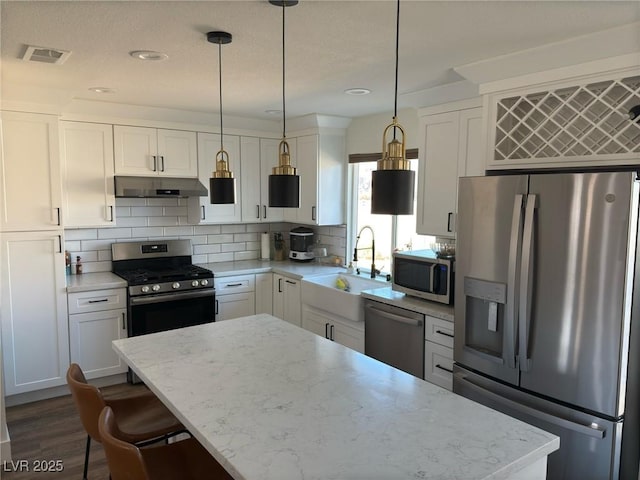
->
[[348, 159, 435, 275]]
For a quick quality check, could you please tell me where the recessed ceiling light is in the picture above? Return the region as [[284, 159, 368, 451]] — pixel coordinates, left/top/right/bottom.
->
[[344, 88, 371, 96], [129, 50, 168, 61], [89, 87, 115, 94], [265, 109, 282, 115]]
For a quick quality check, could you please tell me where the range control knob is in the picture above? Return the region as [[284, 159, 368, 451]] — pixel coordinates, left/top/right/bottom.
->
[[141, 286, 150, 293], [172, 282, 181, 289], [191, 280, 199, 287], [152, 284, 161, 292], [201, 279, 209, 286]]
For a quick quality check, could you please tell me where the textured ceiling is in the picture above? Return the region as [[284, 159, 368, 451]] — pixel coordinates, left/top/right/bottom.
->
[[1, 1, 639, 120]]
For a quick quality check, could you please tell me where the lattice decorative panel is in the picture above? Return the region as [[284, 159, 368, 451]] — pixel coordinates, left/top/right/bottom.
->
[[494, 75, 640, 161]]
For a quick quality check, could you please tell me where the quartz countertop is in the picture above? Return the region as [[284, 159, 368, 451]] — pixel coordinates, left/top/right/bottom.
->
[[113, 314, 558, 480], [362, 286, 455, 322], [66, 272, 127, 293], [197, 259, 345, 280]]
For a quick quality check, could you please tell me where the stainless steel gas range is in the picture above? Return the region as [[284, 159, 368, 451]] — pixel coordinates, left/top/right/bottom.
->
[[112, 239, 215, 382]]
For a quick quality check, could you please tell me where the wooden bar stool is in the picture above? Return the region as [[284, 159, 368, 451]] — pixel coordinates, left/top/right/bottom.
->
[[99, 406, 234, 480], [66, 363, 185, 480]]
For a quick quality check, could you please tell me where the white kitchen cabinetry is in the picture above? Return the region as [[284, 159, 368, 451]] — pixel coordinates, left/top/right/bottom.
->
[[113, 125, 198, 177], [1, 232, 68, 395], [60, 121, 116, 227], [240, 137, 287, 223], [273, 273, 301, 327], [424, 315, 454, 391], [214, 274, 256, 321], [416, 100, 484, 238], [0, 111, 63, 232], [68, 288, 127, 379], [187, 133, 242, 224], [484, 66, 640, 170], [255, 272, 273, 315], [287, 134, 345, 226], [302, 305, 364, 353]]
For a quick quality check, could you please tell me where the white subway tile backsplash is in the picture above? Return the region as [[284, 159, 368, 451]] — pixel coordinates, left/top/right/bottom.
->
[[207, 234, 234, 244], [163, 226, 194, 236], [81, 239, 115, 251], [184, 235, 208, 245], [80, 261, 113, 273], [221, 224, 246, 234], [64, 240, 81, 251], [148, 216, 179, 226], [116, 206, 131, 217], [194, 244, 222, 255], [163, 206, 188, 216], [116, 198, 146, 207], [194, 225, 221, 235], [234, 233, 259, 242], [131, 206, 164, 217], [64, 229, 98, 241], [246, 224, 267, 233], [131, 227, 164, 237], [115, 216, 148, 227], [207, 252, 234, 262], [221, 243, 245, 253], [98, 228, 132, 239], [98, 250, 112, 261], [192, 254, 208, 264], [147, 198, 180, 207], [235, 250, 259, 261]]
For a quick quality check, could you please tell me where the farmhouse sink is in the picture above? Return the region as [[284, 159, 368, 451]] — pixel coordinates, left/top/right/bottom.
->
[[301, 273, 383, 322]]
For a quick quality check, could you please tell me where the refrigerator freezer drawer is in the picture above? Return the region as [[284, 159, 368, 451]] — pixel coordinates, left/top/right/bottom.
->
[[453, 365, 621, 480]]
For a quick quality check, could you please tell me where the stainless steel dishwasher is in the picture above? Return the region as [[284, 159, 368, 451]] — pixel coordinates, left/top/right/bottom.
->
[[364, 299, 425, 379]]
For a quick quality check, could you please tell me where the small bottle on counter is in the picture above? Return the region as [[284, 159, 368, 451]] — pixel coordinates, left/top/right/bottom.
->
[[75, 256, 83, 275], [65, 250, 72, 275]]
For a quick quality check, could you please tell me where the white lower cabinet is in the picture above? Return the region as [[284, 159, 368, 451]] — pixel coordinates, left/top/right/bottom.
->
[[424, 315, 454, 390], [214, 274, 256, 321], [68, 288, 128, 380], [255, 273, 273, 315], [272, 274, 301, 327], [1, 231, 68, 395], [302, 305, 364, 353]]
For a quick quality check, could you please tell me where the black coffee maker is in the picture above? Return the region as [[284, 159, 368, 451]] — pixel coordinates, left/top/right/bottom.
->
[[289, 227, 315, 262]]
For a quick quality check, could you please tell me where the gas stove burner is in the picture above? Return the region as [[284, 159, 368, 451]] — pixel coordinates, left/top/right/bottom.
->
[[117, 265, 213, 286]]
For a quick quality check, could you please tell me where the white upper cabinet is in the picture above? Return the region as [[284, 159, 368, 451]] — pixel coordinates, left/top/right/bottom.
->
[[0, 111, 63, 231], [287, 133, 345, 226], [416, 100, 484, 238], [113, 125, 198, 177], [60, 121, 116, 227], [240, 137, 286, 223], [188, 132, 242, 224]]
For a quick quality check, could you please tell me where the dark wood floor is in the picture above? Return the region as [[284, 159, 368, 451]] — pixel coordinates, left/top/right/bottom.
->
[[4, 382, 150, 479]]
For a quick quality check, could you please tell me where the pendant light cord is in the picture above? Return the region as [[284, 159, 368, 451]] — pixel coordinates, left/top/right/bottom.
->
[[393, 0, 400, 139], [281, 2, 286, 139], [218, 42, 224, 152]]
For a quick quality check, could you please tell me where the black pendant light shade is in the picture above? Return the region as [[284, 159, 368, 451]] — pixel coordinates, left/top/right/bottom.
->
[[269, 174, 300, 207], [207, 30, 235, 205], [268, 0, 300, 208], [370, 0, 415, 215], [371, 169, 415, 215], [210, 177, 235, 204]]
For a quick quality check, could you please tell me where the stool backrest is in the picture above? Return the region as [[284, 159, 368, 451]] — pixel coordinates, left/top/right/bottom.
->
[[66, 363, 107, 441], [99, 406, 150, 480]]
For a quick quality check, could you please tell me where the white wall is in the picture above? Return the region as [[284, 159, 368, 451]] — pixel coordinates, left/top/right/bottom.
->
[[346, 107, 419, 156]]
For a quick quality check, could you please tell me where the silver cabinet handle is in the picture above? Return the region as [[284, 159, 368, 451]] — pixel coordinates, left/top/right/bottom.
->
[[366, 305, 423, 327], [152, 155, 157, 171], [505, 194, 524, 369], [519, 194, 537, 372]]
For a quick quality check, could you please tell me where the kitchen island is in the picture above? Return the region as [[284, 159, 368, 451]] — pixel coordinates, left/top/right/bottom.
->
[[113, 314, 558, 480]]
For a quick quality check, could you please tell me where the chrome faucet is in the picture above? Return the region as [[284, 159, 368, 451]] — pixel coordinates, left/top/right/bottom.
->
[[353, 225, 378, 278]]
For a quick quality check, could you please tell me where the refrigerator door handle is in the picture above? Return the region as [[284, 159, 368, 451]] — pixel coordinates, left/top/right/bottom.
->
[[505, 194, 524, 369], [454, 371, 606, 439], [519, 194, 537, 372]]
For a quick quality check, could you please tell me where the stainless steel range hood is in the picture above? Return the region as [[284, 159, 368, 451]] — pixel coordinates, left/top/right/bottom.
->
[[114, 176, 208, 198]]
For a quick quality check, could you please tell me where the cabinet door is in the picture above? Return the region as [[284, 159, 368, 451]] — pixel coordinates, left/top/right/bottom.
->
[[113, 125, 158, 175], [60, 121, 116, 227], [416, 111, 459, 238], [295, 135, 319, 225], [283, 277, 301, 327], [424, 341, 453, 390], [272, 274, 285, 320], [240, 137, 263, 222], [255, 273, 273, 315], [458, 108, 484, 177], [301, 306, 330, 339], [189, 133, 242, 224], [69, 309, 128, 379], [331, 320, 364, 353], [1, 231, 68, 395], [156, 129, 198, 177], [259, 138, 285, 222], [216, 292, 255, 321], [0, 111, 62, 231]]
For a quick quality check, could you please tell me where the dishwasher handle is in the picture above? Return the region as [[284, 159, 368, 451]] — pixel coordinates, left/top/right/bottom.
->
[[366, 305, 423, 327]]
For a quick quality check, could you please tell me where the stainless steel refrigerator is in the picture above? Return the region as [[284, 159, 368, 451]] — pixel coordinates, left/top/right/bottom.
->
[[453, 171, 640, 480]]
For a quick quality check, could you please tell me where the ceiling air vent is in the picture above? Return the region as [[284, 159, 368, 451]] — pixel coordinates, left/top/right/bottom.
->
[[22, 45, 71, 65]]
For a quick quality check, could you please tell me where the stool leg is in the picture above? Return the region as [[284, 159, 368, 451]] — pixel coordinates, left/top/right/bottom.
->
[[83, 435, 91, 480]]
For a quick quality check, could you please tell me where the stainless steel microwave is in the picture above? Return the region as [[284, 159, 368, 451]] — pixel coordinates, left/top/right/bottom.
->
[[392, 249, 454, 304]]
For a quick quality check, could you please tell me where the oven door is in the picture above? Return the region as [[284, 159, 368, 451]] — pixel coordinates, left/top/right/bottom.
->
[[128, 288, 215, 337]]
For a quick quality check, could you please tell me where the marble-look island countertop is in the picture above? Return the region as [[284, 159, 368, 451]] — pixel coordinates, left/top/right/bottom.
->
[[113, 315, 558, 480]]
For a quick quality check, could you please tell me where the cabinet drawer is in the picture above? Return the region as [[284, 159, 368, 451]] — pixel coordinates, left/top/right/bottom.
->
[[68, 288, 126, 314], [214, 274, 255, 294], [424, 341, 453, 391], [424, 315, 454, 348]]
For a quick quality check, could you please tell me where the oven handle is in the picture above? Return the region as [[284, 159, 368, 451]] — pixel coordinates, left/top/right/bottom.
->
[[129, 289, 215, 306]]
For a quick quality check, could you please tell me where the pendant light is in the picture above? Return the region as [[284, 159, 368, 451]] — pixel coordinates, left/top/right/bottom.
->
[[268, 0, 300, 208], [207, 31, 235, 204], [371, 0, 415, 215]]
